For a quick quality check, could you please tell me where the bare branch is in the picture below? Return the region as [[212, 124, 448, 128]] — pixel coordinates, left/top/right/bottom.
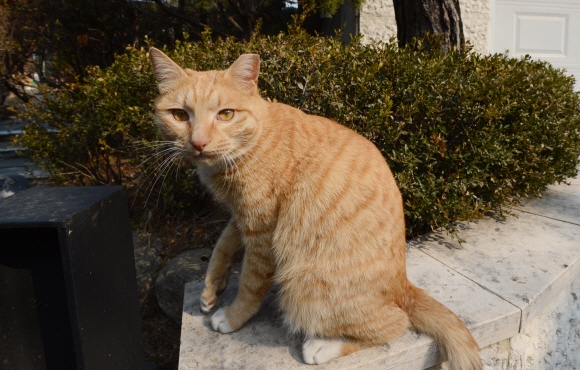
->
[[224, 0, 246, 19], [212, 2, 244, 33], [0, 79, 29, 103]]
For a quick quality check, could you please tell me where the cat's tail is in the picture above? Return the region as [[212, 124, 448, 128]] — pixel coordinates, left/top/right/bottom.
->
[[400, 283, 482, 370]]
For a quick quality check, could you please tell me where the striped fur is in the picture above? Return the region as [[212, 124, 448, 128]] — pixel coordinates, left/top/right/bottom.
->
[[150, 48, 482, 369]]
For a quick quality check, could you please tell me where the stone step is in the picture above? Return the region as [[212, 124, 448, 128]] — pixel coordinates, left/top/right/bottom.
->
[[0, 157, 36, 169], [0, 157, 49, 180], [0, 119, 59, 137], [0, 128, 59, 137], [0, 142, 26, 152], [0, 119, 55, 180], [0, 130, 23, 137], [0, 119, 25, 135]]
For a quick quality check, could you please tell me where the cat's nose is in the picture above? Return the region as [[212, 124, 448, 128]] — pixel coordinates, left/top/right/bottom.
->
[[191, 139, 209, 152]]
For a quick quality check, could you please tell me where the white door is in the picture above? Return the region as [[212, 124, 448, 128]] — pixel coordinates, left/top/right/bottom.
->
[[493, 0, 580, 90]]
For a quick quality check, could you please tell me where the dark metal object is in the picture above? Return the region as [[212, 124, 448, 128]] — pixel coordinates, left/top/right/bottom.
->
[[321, 1, 360, 45], [0, 186, 145, 370], [303, 1, 360, 45]]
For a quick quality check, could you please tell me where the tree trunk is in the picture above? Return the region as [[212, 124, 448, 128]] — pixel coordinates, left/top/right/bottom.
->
[[392, 0, 464, 52]]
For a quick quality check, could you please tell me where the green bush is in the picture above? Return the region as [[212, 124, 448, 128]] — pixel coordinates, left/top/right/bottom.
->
[[16, 26, 580, 237]]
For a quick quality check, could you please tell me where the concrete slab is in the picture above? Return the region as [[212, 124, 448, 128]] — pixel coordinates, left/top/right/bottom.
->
[[179, 247, 520, 369], [406, 248, 520, 350], [410, 212, 580, 329]]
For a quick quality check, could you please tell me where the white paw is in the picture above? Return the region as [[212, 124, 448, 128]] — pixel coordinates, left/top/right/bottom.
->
[[302, 338, 343, 365], [210, 308, 233, 333]]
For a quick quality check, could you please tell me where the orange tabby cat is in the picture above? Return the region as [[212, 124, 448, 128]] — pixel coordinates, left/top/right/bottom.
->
[[149, 47, 482, 369]]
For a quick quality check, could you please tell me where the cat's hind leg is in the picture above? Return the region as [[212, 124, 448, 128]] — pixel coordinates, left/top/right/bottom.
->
[[301, 304, 410, 364], [302, 338, 365, 365], [201, 220, 243, 313]]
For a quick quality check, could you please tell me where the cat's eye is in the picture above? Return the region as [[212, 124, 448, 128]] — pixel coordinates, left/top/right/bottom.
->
[[172, 109, 189, 122], [217, 109, 234, 121]]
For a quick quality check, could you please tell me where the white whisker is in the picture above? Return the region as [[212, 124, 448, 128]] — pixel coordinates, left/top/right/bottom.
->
[[144, 151, 182, 207], [175, 156, 184, 181], [156, 151, 183, 207], [135, 147, 178, 170], [132, 147, 179, 186], [131, 146, 181, 209]]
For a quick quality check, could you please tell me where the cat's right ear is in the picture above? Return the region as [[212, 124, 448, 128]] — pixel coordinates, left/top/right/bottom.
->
[[149, 47, 187, 93]]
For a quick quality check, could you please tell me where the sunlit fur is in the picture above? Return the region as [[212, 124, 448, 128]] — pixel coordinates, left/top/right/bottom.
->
[[150, 48, 482, 370]]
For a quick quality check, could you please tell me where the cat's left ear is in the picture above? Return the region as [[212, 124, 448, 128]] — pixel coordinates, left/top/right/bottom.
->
[[225, 54, 260, 95]]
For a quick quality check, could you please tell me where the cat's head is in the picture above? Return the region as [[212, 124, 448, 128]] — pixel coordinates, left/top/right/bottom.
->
[[149, 48, 263, 167]]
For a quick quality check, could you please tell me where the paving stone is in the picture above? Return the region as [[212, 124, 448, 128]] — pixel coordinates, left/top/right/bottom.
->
[[516, 178, 580, 226], [412, 210, 580, 329]]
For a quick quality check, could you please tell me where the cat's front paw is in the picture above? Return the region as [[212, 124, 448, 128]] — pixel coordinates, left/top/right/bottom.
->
[[302, 338, 343, 365], [210, 308, 234, 333], [200, 288, 219, 314], [200, 267, 231, 314]]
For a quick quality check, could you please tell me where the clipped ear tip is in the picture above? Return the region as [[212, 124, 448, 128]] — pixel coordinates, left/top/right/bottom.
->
[[246, 54, 260, 61], [241, 54, 260, 66]]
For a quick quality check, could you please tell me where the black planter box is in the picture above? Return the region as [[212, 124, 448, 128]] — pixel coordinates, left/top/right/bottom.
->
[[0, 186, 145, 370]]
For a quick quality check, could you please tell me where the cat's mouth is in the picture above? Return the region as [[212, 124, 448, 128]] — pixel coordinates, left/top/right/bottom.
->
[[190, 151, 218, 165], [187, 149, 234, 167], [193, 152, 211, 160]]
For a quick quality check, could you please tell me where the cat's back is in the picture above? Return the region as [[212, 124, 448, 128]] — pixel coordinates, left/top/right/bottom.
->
[[266, 101, 398, 196], [264, 101, 404, 249], [266, 102, 378, 160]]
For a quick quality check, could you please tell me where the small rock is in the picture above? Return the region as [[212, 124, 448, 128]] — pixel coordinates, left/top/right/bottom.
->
[[133, 231, 163, 302], [0, 175, 27, 199], [155, 248, 212, 324]]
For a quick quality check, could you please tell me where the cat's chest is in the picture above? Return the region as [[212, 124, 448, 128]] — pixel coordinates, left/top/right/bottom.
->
[[198, 164, 279, 228], [230, 188, 279, 249]]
